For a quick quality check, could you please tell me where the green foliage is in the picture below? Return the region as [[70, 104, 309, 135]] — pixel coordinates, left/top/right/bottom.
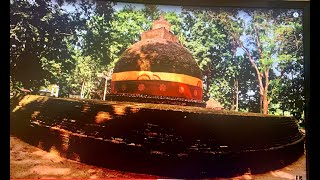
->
[[10, 0, 83, 92], [110, 6, 149, 55], [10, 2, 304, 116], [142, 4, 161, 21], [181, 9, 252, 109]]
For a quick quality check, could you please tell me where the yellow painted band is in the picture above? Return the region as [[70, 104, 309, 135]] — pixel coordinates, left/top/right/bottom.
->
[[112, 71, 203, 87]]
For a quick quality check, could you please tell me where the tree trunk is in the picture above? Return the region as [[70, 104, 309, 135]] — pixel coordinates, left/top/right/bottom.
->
[[240, 44, 266, 114], [259, 81, 270, 114], [103, 77, 107, 100], [262, 91, 268, 114], [231, 89, 235, 111], [240, 44, 271, 114], [230, 80, 239, 111], [262, 70, 269, 114], [235, 80, 239, 111], [205, 75, 210, 101], [80, 81, 85, 99], [260, 95, 263, 113]]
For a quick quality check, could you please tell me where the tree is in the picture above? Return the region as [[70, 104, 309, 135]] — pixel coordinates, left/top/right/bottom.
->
[[180, 9, 237, 109], [237, 55, 260, 112], [273, 10, 304, 117], [208, 9, 303, 114], [76, 5, 151, 99], [142, 4, 161, 22], [10, 0, 83, 93]]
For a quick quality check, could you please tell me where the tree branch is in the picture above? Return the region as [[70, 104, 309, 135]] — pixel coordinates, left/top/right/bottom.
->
[[264, 68, 269, 93], [239, 41, 264, 95], [253, 23, 263, 58]]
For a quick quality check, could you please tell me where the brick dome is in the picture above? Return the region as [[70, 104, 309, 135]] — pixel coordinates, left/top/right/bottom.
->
[[111, 16, 203, 101], [114, 39, 202, 78]]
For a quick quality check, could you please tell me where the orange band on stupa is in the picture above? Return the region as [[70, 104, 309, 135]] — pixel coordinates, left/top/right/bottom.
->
[[111, 80, 203, 100], [112, 71, 202, 87]]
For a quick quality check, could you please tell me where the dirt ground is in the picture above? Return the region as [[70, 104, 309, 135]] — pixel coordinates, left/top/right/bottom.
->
[[10, 135, 306, 180]]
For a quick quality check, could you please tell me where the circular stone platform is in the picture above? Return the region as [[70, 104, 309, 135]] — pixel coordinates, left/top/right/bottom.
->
[[10, 95, 304, 168]]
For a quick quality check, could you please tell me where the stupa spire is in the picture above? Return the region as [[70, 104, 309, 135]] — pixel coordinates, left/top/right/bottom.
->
[[152, 15, 171, 31], [141, 15, 178, 42], [159, 14, 165, 20]]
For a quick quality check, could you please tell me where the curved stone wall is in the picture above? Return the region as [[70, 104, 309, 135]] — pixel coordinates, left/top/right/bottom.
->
[[10, 95, 305, 177]]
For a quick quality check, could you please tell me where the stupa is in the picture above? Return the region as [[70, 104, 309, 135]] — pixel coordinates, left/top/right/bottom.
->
[[10, 16, 305, 177], [105, 15, 204, 107]]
